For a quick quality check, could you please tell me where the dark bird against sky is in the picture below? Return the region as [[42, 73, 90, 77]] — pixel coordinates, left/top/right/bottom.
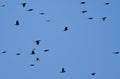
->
[[101, 17, 107, 21], [27, 9, 33, 11], [15, 20, 20, 26], [91, 72, 96, 76], [60, 67, 65, 73], [35, 40, 41, 45], [44, 49, 49, 52], [21, 3, 27, 7], [105, 2, 110, 5], [82, 10, 87, 13], [113, 52, 120, 54], [80, 2, 86, 4], [88, 17, 93, 20], [64, 27, 68, 31]]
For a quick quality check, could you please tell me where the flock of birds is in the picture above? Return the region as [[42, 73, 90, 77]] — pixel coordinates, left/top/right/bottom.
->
[[0, 1, 119, 78]]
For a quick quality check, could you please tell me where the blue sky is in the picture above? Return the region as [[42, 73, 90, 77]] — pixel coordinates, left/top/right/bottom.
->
[[0, 0, 120, 79]]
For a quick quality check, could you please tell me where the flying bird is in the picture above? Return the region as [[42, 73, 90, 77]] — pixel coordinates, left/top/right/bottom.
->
[[44, 49, 49, 52], [27, 9, 33, 11], [30, 64, 35, 66], [88, 17, 93, 19], [21, 3, 27, 7], [64, 27, 68, 31], [46, 20, 51, 22], [82, 10, 87, 13], [16, 53, 21, 55], [15, 20, 20, 25], [91, 72, 96, 76], [36, 57, 40, 61], [31, 48, 36, 55], [35, 40, 41, 45], [39, 12, 45, 15], [101, 17, 107, 21], [2, 51, 6, 53], [113, 52, 119, 54], [60, 67, 65, 73], [105, 2, 110, 5], [81, 2, 86, 4], [1, 4, 5, 7]]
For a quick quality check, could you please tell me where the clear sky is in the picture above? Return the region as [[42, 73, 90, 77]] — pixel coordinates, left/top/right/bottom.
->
[[0, 0, 120, 79]]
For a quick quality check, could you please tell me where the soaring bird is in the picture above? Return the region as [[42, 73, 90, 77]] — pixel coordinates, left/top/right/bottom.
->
[[36, 57, 40, 61], [30, 64, 35, 66], [31, 48, 36, 55], [105, 2, 110, 5], [101, 17, 107, 21], [91, 72, 96, 76], [64, 27, 68, 31], [21, 3, 27, 7], [81, 2, 86, 4], [44, 49, 49, 52], [1, 4, 5, 7], [35, 40, 41, 45], [27, 9, 33, 11], [82, 10, 87, 13], [60, 67, 65, 73], [16, 53, 21, 55], [88, 17, 93, 19], [113, 52, 119, 54], [2, 51, 6, 53], [39, 12, 45, 15], [15, 20, 20, 25]]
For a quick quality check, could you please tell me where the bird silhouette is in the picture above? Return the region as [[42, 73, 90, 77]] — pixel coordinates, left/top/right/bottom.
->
[[2, 51, 6, 53], [15, 20, 20, 25], [35, 40, 41, 45], [88, 17, 93, 19], [91, 72, 96, 76], [27, 9, 33, 11], [60, 67, 65, 73], [81, 2, 86, 4], [31, 48, 36, 55], [1, 4, 5, 7], [39, 12, 45, 15], [30, 64, 35, 66], [16, 53, 21, 55], [82, 10, 87, 13], [101, 17, 107, 21], [113, 52, 119, 54], [36, 57, 40, 61], [64, 27, 68, 31], [105, 2, 110, 5], [44, 49, 49, 52], [21, 3, 27, 7]]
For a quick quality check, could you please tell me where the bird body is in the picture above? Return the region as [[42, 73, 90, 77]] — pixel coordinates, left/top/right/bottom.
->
[[60, 67, 65, 73], [15, 20, 20, 25], [21, 3, 27, 7], [64, 27, 68, 31], [101, 17, 107, 21], [35, 40, 40, 45]]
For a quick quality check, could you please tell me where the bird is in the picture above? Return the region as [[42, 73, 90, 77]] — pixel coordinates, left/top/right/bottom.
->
[[16, 53, 21, 55], [113, 52, 119, 54], [44, 49, 49, 52], [105, 2, 110, 5], [88, 17, 93, 20], [30, 64, 35, 66], [21, 3, 27, 7], [60, 67, 65, 73], [27, 9, 33, 11], [64, 27, 68, 31], [91, 72, 96, 76], [15, 20, 20, 25], [81, 2, 86, 4], [1, 4, 5, 7], [2, 51, 6, 53], [31, 48, 36, 55], [101, 17, 107, 21], [82, 10, 87, 13], [39, 12, 45, 15], [36, 57, 40, 61], [35, 40, 41, 45]]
